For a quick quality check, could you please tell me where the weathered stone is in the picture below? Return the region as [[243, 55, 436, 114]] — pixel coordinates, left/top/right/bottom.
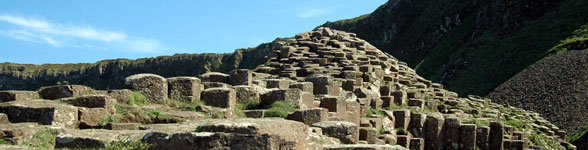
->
[[408, 99, 424, 109], [233, 85, 261, 103], [460, 124, 477, 150], [265, 79, 291, 89], [201, 88, 236, 109], [144, 131, 293, 150], [229, 69, 252, 86], [322, 144, 407, 150], [391, 91, 407, 106], [58, 95, 115, 109], [380, 134, 397, 145], [38, 85, 94, 100], [125, 74, 168, 103], [0, 100, 78, 128], [510, 140, 528, 150], [106, 89, 133, 103], [393, 109, 410, 130], [167, 76, 202, 102], [306, 75, 339, 96], [476, 126, 490, 150], [280, 46, 295, 58], [0, 123, 45, 145], [489, 122, 504, 150], [381, 96, 393, 108], [409, 113, 426, 138], [199, 72, 229, 83], [410, 138, 425, 150], [290, 82, 314, 93], [397, 135, 412, 148], [244, 110, 265, 118], [202, 82, 232, 89], [104, 123, 140, 130], [313, 121, 359, 144], [0, 91, 39, 102], [444, 117, 461, 150], [0, 113, 8, 124], [56, 128, 147, 149], [286, 108, 328, 125], [191, 118, 309, 149], [261, 88, 312, 109], [425, 112, 445, 150], [359, 127, 377, 144], [78, 108, 112, 128]]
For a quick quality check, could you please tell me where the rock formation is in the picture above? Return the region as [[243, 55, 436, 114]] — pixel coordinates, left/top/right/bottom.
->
[[0, 28, 574, 149]]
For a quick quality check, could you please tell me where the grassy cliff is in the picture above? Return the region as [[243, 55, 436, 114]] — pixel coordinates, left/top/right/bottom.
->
[[0, 38, 293, 90], [322, 0, 588, 96]]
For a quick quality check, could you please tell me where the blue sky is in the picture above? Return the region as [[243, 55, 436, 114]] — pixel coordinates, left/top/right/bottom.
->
[[0, 1, 386, 64]]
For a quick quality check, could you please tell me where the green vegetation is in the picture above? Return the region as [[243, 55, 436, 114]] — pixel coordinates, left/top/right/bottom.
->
[[101, 115, 119, 126], [0, 139, 13, 145], [127, 92, 148, 105], [165, 98, 204, 111], [264, 101, 296, 118], [22, 129, 57, 149], [464, 119, 490, 127], [567, 125, 588, 142]]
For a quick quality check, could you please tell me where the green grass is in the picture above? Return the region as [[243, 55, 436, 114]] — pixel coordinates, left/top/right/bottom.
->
[[0, 139, 13, 145], [22, 129, 57, 149], [100, 115, 119, 126], [464, 119, 490, 127], [263, 101, 296, 118], [127, 92, 147, 105]]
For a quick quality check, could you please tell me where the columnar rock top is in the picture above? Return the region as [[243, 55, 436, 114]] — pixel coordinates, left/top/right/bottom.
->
[[0, 27, 574, 150]]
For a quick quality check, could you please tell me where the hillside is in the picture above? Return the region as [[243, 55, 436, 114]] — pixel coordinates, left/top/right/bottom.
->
[[0, 38, 293, 91], [321, 0, 588, 97], [486, 49, 588, 134]]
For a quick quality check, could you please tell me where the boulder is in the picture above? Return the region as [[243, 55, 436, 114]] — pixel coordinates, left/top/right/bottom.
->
[[410, 138, 425, 150], [359, 127, 377, 144], [199, 72, 229, 83], [0, 113, 8, 124], [460, 124, 477, 150], [286, 108, 328, 125], [106, 89, 133, 103], [0, 90, 39, 102], [290, 82, 314, 93], [489, 122, 504, 150], [229, 69, 252, 86], [312, 121, 359, 144], [167, 76, 202, 102], [38, 85, 94, 100], [201, 88, 236, 109], [265, 79, 291, 89], [202, 82, 232, 89], [261, 88, 312, 109], [425, 112, 445, 150], [0, 100, 78, 128], [0, 123, 45, 145], [125, 74, 168, 103], [58, 95, 115, 109], [306, 75, 340, 96], [233, 85, 261, 103], [143, 132, 294, 150], [78, 108, 112, 128]]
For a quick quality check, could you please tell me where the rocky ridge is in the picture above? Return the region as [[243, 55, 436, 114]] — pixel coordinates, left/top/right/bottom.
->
[[0, 28, 574, 149]]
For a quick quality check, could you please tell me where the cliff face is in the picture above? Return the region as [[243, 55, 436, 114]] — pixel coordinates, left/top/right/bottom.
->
[[321, 0, 588, 96], [0, 38, 293, 91]]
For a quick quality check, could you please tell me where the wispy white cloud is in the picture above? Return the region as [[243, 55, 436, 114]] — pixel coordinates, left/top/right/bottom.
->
[[297, 8, 331, 18], [0, 14, 164, 53]]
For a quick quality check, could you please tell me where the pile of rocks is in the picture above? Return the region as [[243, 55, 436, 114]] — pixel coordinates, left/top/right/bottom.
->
[[0, 28, 574, 150]]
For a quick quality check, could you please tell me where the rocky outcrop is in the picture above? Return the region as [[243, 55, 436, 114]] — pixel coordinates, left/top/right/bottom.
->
[[0, 28, 573, 149]]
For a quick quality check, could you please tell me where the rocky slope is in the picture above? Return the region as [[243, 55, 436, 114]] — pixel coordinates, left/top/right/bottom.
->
[[486, 50, 588, 134], [0, 28, 573, 149], [0, 38, 293, 91], [321, 0, 588, 97]]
